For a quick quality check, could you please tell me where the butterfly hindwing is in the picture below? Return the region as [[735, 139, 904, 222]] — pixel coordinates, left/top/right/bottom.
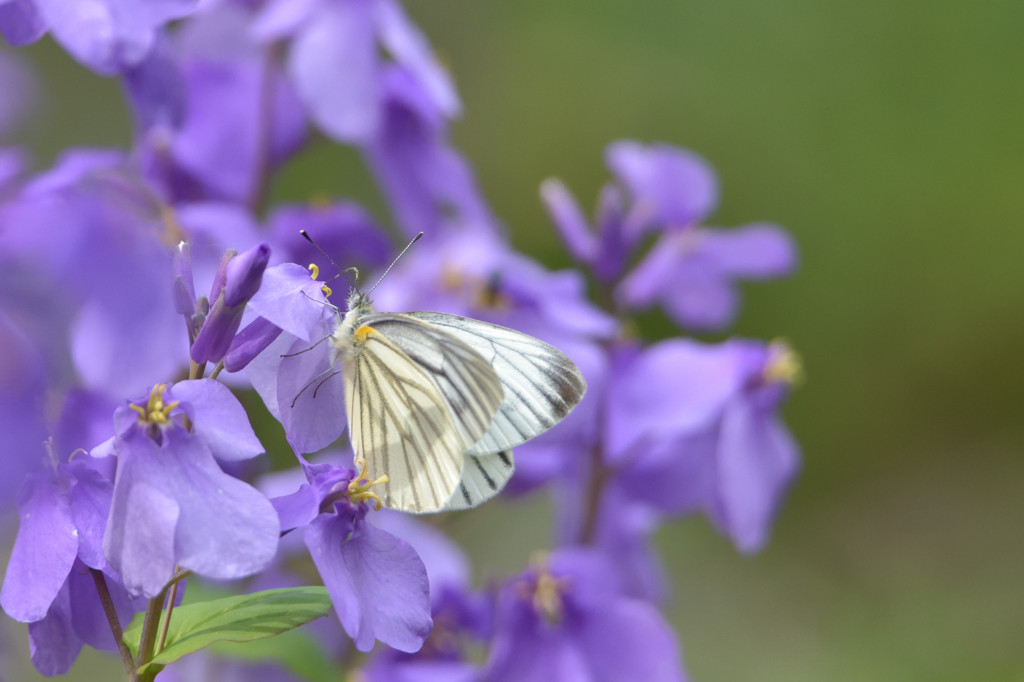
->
[[443, 450, 516, 511], [344, 325, 466, 513]]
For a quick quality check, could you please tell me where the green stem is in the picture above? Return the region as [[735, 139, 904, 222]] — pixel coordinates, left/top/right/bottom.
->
[[134, 585, 170, 682]]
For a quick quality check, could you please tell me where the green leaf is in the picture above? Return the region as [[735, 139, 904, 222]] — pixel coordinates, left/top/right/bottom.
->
[[207, 629, 339, 682], [123, 587, 332, 673]]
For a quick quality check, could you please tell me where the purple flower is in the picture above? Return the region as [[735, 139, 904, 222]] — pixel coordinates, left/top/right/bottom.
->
[[0, 0, 198, 74], [372, 230, 615, 348], [618, 222, 797, 330], [365, 65, 496, 237], [615, 339, 803, 553], [102, 380, 279, 597], [122, 5, 306, 205], [545, 140, 797, 330], [483, 549, 687, 682], [255, 0, 459, 143], [266, 200, 392, 275], [0, 450, 143, 675], [0, 151, 186, 397], [272, 459, 433, 652]]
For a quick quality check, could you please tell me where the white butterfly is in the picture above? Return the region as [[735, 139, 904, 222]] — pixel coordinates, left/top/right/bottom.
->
[[328, 283, 586, 514]]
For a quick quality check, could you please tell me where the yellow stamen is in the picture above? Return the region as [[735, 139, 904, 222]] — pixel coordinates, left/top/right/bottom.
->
[[764, 340, 804, 386], [321, 284, 333, 298], [347, 457, 389, 511], [308, 263, 320, 280], [130, 384, 179, 424]]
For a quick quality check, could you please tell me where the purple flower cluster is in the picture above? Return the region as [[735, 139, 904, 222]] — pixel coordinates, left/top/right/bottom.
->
[[1, 2, 801, 680]]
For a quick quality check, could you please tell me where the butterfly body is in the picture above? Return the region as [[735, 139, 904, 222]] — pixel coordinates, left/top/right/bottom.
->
[[328, 287, 586, 514]]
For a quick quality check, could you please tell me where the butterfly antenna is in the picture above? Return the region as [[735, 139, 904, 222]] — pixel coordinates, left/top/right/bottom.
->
[[367, 232, 423, 296], [300, 230, 359, 287]]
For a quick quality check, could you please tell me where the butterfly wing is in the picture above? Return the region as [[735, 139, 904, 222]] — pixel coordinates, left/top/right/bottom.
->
[[345, 324, 469, 513], [404, 312, 587, 456], [361, 313, 505, 451], [444, 449, 515, 511]]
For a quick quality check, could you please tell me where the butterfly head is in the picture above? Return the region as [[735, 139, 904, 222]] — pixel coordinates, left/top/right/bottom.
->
[[345, 287, 373, 316]]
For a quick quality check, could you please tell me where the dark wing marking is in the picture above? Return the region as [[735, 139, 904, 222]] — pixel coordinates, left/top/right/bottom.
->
[[405, 312, 587, 455], [444, 450, 516, 511], [360, 313, 504, 451], [344, 327, 464, 513]]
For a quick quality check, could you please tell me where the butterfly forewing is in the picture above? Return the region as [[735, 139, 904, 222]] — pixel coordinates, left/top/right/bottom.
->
[[345, 326, 466, 513], [362, 313, 505, 450], [405, 312, 587, 455]]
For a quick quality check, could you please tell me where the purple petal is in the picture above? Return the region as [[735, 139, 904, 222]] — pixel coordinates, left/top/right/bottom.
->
[[66, 458, 115, 570], [251, 0, 319, 42], [305, 517, 431, 652], [661, 267, 739, 331], [105, 427, 279, 596], [269, 482, 319, 531], [27, 583, 82, 676], [578, 599, 688, 682], [170, 61, 273, 202], [716, 397, 800, 553], [288, 0, 380, 142], [373, 0, 460, 117], [698, 223, 798, 278], [33, 0, 197, 74], [606, 339, 746, 461], [371, 512, 470, 591], [0, 0, 46, 45], [224, 316, 283, 373], [540, 178, 596, 264], [606, 140, 718, 227], [616, 231, 681, 308], [170, 379, 263, 462], [66, 561, 141, 652], [103, 474, 179, 598], [246, 263, 336, 342], [0, 475, 77, 622], [122, 33, 185, 130]]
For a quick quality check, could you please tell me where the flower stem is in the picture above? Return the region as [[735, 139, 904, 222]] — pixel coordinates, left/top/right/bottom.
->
[[89, 568, 136, 677], [134, 584, 171, 682]]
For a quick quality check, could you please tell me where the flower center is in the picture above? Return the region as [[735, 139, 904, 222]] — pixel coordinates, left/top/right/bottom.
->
[[519, 564, 570, 625], [347, 457, 389, 511], [129, 384, 179, 425], [764, 340, 803, 386]]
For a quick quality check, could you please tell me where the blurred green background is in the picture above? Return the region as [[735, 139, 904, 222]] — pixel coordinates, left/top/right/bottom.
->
[[5, 1, 1024, 680]]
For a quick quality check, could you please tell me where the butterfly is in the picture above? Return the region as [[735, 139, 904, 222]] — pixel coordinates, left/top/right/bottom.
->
[[317, 239, 586, 514]]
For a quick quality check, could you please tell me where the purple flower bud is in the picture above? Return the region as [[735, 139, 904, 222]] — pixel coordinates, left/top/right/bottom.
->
[[224, 316, 283, 373], [224, 242, 270, 306], [192, 243, 271, 365]]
